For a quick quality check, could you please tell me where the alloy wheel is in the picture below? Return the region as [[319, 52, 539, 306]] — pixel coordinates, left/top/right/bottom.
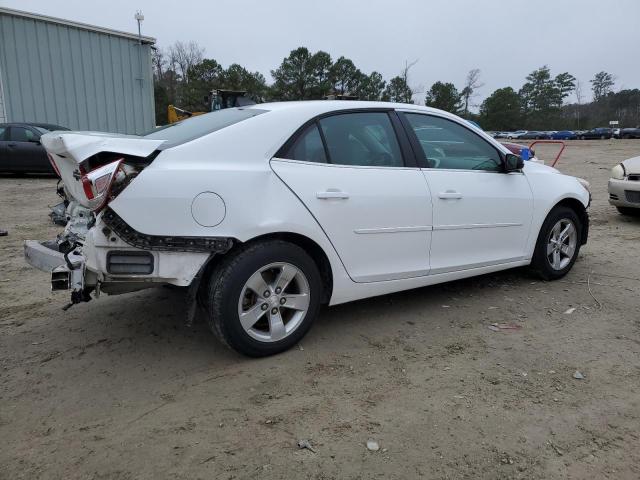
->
[[546, 219, 577, 271], [237, 262, 310, 342]]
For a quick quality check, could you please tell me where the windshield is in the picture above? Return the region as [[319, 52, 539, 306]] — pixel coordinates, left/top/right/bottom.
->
[[144, 108, 268, 149]]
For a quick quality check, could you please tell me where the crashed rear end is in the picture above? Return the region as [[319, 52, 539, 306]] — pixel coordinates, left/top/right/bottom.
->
[[23, 131, 227, 310]]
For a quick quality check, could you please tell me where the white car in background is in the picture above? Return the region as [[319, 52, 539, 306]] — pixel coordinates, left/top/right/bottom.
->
[[506, 130, 528, 139], [609, 156, 640, 215], [25, 102, 590, 356]]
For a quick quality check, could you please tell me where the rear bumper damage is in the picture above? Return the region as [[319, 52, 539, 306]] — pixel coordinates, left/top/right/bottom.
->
[[24, 212, 235, 308], [24, 240, 91, 307]]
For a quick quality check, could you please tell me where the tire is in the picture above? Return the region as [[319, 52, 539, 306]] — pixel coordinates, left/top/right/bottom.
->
[[600, 135, 606, 140], [617, 206, 640, 217], [580, 136, 585, 140], [206, 240, 323, 357], [530, 206, 582, 280]]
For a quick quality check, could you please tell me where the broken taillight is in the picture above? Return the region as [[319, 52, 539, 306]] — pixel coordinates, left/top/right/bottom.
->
[[80, 159, 123, 212], [47, 153, 62, 177]]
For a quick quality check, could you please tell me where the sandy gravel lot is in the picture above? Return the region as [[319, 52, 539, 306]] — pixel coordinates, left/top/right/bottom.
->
[[1, 140, 639, 479]]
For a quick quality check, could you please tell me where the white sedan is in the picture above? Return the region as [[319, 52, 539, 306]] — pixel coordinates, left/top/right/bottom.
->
[[25, 102, 590, 356], [609, 156, 640, 215]]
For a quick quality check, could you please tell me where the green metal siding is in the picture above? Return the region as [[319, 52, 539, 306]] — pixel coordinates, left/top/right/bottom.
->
[[0, 12, 154, 134]]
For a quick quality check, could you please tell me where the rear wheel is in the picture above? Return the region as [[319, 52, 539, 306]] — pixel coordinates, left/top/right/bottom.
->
[[530, 206, 582, 280], [617, 206, 640, 216], [206, 240, 322, 357], [600, 135, 606, 140]]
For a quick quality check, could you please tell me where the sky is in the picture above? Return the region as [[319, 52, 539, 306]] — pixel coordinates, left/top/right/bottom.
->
[[3, 0, 639, 106]]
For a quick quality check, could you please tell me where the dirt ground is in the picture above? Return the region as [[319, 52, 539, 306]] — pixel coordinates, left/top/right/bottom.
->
[[1, 140, 639, 480]]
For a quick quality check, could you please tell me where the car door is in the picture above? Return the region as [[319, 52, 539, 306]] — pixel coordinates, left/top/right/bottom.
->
[[271, 110, 433, 283], [6, 126, 46, 172], [399, 111, 533, 274]]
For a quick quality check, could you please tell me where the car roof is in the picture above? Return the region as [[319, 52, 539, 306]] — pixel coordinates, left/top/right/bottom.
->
[[0, 122, 69, 131], [245, 100, 449, 117], [154, 100, 509, 166]]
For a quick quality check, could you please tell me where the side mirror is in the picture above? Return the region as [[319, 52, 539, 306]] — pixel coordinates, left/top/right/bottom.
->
[[504, 153, 524, 172]]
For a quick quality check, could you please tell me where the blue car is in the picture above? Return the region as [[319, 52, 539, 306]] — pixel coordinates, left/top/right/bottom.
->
[[549, 130, 577, 140]]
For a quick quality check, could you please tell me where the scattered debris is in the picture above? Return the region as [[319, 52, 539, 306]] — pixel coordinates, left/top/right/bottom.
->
[[441, 305, 450, 308], [549, 441, 564, 456], [587, 272, 603, 309], [49, 202, 67, 226], [487, 323, 522, 332], [573, 371, 585, 380], [0, 229, 7, 237], [366, 439, 380, 452], [297, 439, 315, 453], [564, 307, 576, 314]]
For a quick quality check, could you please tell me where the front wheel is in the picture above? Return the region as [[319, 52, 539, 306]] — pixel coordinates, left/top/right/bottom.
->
[[530, 206, 582, 280], [206, 240, 323, 357]]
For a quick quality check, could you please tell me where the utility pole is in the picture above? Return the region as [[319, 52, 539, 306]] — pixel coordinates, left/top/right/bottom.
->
[[134, 11, 144, 82], [135, 10, 144, 45]]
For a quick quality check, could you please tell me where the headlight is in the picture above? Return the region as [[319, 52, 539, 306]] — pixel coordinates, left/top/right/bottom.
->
[[577, 177, 590, 193], [611, 164, 625, 180]]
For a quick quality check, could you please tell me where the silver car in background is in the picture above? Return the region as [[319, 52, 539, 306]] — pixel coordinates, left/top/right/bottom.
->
[[609, 155, 640, 215]]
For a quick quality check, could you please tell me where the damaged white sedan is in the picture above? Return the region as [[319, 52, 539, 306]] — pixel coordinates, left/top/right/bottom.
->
[[25, 102, 590, 356]]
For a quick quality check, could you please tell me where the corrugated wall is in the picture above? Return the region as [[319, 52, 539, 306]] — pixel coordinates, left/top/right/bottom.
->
[[0, 13, 155, 134]]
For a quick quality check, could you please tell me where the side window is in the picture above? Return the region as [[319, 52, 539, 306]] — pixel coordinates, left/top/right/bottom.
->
[[282, 123, 327, 163], [404, 113, 502, 171], [0, 126, 6, 140], [9, 127, 37, 142], [318, 112, 404, 167]]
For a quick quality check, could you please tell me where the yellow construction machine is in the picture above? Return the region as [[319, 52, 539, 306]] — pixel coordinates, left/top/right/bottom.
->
[[167, 89, 255, 124]]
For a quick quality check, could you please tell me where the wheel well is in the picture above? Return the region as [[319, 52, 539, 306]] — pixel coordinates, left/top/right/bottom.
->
[[202, 232, 334, 304], [553, 198, 589, 245]]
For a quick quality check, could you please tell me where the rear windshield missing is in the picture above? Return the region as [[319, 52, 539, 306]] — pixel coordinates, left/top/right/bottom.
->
[[144, 108, 268, 149]]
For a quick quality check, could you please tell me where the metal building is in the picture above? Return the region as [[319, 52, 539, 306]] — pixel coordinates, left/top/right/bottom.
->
[[0, 7, 156, 134]]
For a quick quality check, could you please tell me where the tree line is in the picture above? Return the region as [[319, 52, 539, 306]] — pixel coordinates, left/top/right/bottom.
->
[[152, 42, 639, 130]]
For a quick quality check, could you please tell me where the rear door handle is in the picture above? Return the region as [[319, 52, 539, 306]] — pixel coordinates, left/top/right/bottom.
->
[[438, 190, 463, 199], [317, 189, 350, 200]]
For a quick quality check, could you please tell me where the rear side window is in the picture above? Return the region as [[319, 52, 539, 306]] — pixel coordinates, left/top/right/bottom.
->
[[282, 124, 327, 163], [0, 126, 6, 139], [9, 127, 37, 142], [318, 112, 404, 167], [145, 108, 267, 149]]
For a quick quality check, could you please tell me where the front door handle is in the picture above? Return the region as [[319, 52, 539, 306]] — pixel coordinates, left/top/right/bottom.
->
[[438, 190, 463, 200], [317, 189, 350, 200]]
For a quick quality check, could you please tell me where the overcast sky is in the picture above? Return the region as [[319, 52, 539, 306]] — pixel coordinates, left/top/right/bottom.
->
[[4, 0, 640, 105]]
